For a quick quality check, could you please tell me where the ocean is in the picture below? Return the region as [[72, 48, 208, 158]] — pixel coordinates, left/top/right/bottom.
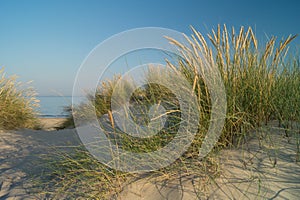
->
[[36, 96, 79, 118]]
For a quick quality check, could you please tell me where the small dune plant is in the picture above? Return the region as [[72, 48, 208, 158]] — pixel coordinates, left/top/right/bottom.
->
[[0, 68, 39, 130]]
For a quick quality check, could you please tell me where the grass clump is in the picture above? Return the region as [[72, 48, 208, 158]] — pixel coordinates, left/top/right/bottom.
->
[[0, 68, 39, 130], [34, 147, 128, 199], [50, 25, 299, 198], [167, 24, 299, 146]]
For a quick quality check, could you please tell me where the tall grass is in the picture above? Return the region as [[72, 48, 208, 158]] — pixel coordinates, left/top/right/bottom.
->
[[49, 25, 299, 198], [273, 59, 300, 126], [0, 68, 39, 130], [167, 24, 299, 146]]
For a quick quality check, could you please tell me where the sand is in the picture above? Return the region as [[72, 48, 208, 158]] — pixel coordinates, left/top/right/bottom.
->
[[39, 118, 66, 130], [1, 119, 299, 199], [207, 121, 300, 199], [0, 118, 81, 199], [118, 121, 300, 199]]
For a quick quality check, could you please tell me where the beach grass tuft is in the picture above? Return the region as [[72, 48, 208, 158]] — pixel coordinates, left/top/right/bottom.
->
[[0, 68, 39, 130]]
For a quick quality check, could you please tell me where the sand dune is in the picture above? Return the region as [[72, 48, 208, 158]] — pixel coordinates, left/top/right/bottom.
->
[[0, 120, 299, 199], [119, 121, 300, 199], [208, 122, 300, 199]]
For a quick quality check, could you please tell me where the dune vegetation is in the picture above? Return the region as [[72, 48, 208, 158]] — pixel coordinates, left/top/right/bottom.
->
[[39, 25, 299, 198], [0, 68, 39, 130]]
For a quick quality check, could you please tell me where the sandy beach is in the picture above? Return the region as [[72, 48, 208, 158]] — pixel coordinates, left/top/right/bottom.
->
[[39, 118, 66, 131], [0, 118, 81, 199], [0, 119, 299, 199]]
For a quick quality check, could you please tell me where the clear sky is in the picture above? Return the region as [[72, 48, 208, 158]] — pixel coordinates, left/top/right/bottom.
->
[[1, 0, 299, 96]]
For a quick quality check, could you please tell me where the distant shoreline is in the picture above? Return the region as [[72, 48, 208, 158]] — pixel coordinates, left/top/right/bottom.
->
[[36, 95, 84, 97], [38, 114, 69, 119], [36, 96, 74, 119]]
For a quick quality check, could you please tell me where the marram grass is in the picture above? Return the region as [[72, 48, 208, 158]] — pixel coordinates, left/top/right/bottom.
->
[[167, 24, 298, 146], [44, 25, 299, 199], [0, 68, 39, 130]]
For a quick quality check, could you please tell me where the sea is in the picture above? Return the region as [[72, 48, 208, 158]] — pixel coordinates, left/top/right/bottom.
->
[[36, 96, 83, 118]]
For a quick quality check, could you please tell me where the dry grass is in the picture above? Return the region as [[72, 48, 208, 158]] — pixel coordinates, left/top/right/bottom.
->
[[0, 68, 39, 130]]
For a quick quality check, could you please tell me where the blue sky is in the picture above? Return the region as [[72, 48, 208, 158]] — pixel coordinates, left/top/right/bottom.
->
[[0, 0, 299, 96]]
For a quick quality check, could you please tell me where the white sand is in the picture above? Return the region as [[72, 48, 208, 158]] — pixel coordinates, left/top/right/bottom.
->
[[39, 118, 66, 130], [119, 121, 300, 199], [1, 120, 299, 199], [208, 121, 300, 199], [0, 119, 81, 199]]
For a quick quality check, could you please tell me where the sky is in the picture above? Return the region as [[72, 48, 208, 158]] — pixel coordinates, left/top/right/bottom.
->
[[0, 0, 299, 96]]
